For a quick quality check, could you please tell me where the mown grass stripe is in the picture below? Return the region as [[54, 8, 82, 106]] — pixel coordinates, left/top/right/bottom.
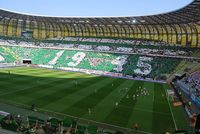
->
[[0, 67, 189, 132], [126, 82, 154, 132], [83, 80, 136, 121], [0, 72, 80, 86], [23, 76, 106, 108], [0, 67, 94, 78], [61, 78, 125, 117], [0, 67, 85, 82], [1, 74, 93, 101], [0, 72, 86, 95], [103, 80, 144, 127], [162, 84, 188, 130], [43, 77, 115, 111], [151, 83, 174, 134]]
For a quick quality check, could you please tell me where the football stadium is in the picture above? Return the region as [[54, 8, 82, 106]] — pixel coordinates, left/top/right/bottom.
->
[[0, 0, 200, 134]]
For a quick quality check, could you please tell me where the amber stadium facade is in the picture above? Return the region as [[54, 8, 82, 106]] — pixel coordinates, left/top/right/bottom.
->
[[0, 0, 200, 47]]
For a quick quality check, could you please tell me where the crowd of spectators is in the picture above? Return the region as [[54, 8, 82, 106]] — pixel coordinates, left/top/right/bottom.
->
[[0, 35, 197, 58], [0, 113, 102, 134], [186, 71, 200, 96]]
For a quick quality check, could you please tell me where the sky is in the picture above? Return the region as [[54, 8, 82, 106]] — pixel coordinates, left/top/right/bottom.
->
[[0, 0, 193, 17]]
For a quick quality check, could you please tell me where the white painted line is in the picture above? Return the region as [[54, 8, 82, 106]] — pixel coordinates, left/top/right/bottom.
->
[[165, 88, 177, 130]]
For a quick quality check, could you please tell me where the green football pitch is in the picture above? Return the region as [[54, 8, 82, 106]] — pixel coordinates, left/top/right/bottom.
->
[[0, 67, 189, 133]]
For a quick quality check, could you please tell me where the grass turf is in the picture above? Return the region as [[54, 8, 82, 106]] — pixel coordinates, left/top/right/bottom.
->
[[0, 67, 189, 133]]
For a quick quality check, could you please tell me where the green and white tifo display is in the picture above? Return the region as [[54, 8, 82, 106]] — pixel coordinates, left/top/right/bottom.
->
[[0, 46, 181, 79]]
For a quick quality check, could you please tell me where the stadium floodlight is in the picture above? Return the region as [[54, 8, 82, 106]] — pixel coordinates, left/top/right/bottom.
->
[[5, 17, 10, 20], [79, 20, 85, 23], [132, 19, 137, 24], [117, 20, 123, 23], [140, 20, 146, 23]]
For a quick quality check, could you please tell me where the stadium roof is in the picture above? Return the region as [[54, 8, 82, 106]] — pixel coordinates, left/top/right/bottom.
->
[[0, 0, 200, 25]]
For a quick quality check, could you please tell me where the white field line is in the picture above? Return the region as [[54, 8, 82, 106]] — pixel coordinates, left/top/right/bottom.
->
[[165, 88, 178, 130]]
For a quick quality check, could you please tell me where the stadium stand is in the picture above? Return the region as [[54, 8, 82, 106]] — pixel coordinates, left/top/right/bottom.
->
[[188, 71, 200, 89], [0, 113, 110, 134], [0, 45, 185, 80], [175, 71, 200, 99], [0, 0, 200, 133], [172, 71, 200, 119]]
